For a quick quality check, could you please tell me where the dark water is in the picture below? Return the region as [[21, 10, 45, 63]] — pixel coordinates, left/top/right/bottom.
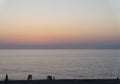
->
[[0, 50, 120, 80]]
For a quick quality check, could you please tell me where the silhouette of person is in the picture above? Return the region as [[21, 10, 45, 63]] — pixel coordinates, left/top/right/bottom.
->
[[53, 76, 55, 80], [117, 77, 119, 80], [47, 75, 52, 80], [4, 74, 8, 83], [27, 74, 32, 80]]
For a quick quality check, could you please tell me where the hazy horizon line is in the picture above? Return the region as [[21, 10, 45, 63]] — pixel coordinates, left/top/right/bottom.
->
[[0, 48, 119, 50]]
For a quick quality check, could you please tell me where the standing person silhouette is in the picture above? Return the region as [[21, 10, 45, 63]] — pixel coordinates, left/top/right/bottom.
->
[[4, 74, 8, 83]]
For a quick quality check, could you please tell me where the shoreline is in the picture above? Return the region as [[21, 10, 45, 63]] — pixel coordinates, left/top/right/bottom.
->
[[0, 79, 120, 84]]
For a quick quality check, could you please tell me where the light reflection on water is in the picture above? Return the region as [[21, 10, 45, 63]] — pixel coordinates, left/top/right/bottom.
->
[[0, 50, 120, 80]]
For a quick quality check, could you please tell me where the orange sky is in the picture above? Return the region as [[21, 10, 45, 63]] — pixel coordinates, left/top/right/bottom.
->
[[0, 0, 120, 49]]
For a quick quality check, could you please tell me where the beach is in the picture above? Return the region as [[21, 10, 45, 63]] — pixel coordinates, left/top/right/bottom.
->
[[0, 79, 120, 84]]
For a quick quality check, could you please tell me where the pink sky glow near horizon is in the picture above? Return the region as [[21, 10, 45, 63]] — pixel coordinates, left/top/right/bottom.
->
[[0, 0, 120, 49]]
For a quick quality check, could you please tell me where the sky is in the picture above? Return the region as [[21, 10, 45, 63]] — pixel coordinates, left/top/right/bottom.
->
[[0, 0, 120, 49]]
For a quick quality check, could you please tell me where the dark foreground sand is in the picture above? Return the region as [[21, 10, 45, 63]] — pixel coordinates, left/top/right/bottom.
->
[[0, 79, 120, 84]]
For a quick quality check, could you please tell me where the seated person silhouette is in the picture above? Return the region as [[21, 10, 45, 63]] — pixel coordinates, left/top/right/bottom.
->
[[27, 74, 32, 80], [47, 75, 53, 80]]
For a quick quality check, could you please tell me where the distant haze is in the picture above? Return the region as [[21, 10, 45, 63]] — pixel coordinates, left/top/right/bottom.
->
[[0, 0, 120, 49]]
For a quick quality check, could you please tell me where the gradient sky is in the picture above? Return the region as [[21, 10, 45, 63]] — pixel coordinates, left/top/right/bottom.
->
[[0, 0, 120, 49]]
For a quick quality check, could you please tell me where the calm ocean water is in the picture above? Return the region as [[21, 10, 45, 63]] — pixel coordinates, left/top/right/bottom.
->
[[0, 50, 120, 80]]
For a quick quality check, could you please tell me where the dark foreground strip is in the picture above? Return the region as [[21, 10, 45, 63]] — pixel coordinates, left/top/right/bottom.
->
[[0, 79, 120, 84]]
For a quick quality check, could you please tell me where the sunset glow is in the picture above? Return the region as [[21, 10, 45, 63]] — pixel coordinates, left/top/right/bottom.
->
[[0, 0, 120, 49]]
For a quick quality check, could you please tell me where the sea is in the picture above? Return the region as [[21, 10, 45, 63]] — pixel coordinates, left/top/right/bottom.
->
[[0, 49, 120, 80]]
